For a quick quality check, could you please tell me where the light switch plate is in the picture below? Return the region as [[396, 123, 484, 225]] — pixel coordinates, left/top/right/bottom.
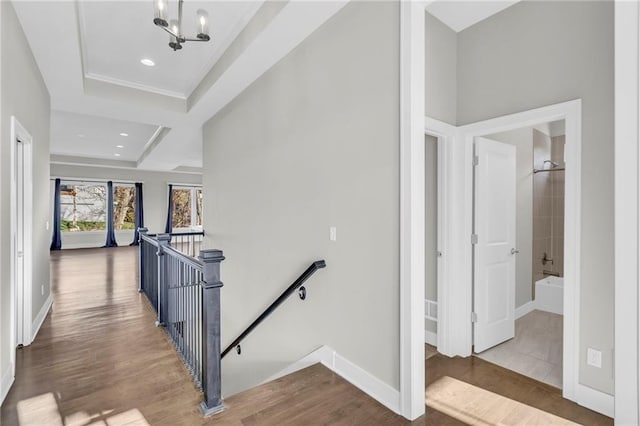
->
[[329, 226, 337, 242]]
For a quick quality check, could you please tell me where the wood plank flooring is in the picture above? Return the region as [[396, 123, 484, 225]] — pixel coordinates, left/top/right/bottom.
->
[[0, 247, 613, 425]]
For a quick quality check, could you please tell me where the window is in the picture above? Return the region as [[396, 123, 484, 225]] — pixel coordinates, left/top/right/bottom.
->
[[60, 183, 106, 232], [113, 184, 136, 231], [171, 186, 203, 230]]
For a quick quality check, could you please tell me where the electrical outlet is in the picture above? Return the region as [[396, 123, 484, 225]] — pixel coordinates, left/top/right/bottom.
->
[[329, 226, 337, 242], [587, 348, 602, 368]]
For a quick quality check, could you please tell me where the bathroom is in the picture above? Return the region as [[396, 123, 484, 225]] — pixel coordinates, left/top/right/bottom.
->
[[474, 120, 565, 389]]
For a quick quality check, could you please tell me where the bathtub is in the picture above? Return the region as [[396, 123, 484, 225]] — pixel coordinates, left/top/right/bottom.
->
[[535, 276, 563, 315]]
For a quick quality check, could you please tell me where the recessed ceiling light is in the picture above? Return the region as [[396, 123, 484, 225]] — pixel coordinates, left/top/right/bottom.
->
[[140, 58, 155, 67], [119, 133, 129, 137], [116, 145, 124, 148], [114, 153, 121, 157], [77, 134, 85, 138]]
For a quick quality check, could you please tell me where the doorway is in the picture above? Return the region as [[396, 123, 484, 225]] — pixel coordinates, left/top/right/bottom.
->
[[11, 116, 33, 364], [472, 122, 566, 389]]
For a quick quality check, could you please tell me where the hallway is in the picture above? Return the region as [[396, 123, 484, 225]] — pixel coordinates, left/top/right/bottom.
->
[[1, 248, 612, 425], [1, 248, 414, 425]]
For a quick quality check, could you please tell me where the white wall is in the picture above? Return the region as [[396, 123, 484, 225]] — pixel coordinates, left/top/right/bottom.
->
[[1, 1, 51, 400], [457, 0, 614, 394], [425, 11, 457, 125], [487, 127, 534, 309], [203, 1, 400, 397], [49, 164, 202, 248]]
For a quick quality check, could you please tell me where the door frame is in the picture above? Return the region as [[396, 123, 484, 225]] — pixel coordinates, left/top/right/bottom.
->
[[10, 116, 34, 364], [614, 2, 639, 423], [424, 118, 455, 357], [458, 101, 582, 401]]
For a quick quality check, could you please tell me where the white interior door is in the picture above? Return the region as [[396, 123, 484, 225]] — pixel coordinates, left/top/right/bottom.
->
[[473, 137, 516, 353], [15, 139, 25, 346]]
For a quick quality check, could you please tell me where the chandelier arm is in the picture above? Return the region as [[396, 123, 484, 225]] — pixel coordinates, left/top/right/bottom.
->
[[182, 37, 209, 42], [159, 25, 179, 38]]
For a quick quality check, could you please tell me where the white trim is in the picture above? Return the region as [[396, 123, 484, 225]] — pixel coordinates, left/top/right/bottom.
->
[[514, 300, 536, 320], [457, 100, 582, 404], [0, 362, 14, 406], [399, 1, 426, 420], [262, 345, 334, 384], [31, 294, 53, 343], [331, 351, 400, 415], [10, 116, 34, 351], [424, 330, 437, 346], [84, 73, 187, 100], [424, 117, 456, 357], [615, 1, 640, 423], [264, 346, 400, 415], [575, 383, 614, 418]]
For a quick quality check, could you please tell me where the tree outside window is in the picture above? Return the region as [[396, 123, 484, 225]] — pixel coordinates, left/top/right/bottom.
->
[[113, 185, 136, 230], [171, 186, 203, 230]]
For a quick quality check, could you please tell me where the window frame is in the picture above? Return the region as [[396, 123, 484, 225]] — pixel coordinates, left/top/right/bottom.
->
[[59, 180, 108, 234], [170, 184, 203, 232]]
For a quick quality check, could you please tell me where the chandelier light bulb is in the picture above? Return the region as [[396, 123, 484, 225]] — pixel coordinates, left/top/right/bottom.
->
[[153, 0, 168, 27], [196, 9, 210, 41]]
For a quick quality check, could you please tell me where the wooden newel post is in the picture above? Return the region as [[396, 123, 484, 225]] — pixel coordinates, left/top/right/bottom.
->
[[156, 233, 171, 326], [199, 249, 226, 417], [138, 227, 148, 293]]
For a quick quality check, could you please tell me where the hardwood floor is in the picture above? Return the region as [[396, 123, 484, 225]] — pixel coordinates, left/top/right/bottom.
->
[[1, 247, 612, 425]]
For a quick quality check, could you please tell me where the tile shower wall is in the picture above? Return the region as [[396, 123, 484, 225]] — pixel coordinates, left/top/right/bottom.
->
[[550, 135, 565, 277], [532, 130, 565, 297]]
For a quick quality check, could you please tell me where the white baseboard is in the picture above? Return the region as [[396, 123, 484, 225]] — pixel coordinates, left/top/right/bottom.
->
[[31, 293, 53, 343], [329, 350, 401, 415], [1, 362, 14, 406], [263, 346, 334, 384], [575, 383, 614, 418], [266, 345, 401, 415], [515, 300, 536, 319], [424, 330, 437, 346]]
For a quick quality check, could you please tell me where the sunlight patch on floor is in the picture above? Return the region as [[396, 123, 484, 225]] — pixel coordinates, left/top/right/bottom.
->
[[426, 376, 578, 425], [16, 393, 149, 426], [17, 393, 63, 425]]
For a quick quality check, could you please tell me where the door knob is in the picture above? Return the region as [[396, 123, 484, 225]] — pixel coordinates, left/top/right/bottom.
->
[[510, 248, 519, 255]]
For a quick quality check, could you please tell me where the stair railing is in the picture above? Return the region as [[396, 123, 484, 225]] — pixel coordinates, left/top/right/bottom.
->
[[221, 260, 326, 358], [138, 228, 225, 416]]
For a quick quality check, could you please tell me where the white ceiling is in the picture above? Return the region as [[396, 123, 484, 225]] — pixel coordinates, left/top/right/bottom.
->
[[11, 1, 522, 173], [78, 1, 257, 99], [50, 110, 159, 161], [426, 1, 521, 33], [13, 0, 349, 172]]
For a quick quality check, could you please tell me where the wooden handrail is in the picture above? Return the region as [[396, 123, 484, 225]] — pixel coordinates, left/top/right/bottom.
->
[[221, 260, 327, 358]]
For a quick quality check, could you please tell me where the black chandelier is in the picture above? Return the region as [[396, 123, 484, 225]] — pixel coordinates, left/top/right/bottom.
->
[[153, 0, 210, 51]]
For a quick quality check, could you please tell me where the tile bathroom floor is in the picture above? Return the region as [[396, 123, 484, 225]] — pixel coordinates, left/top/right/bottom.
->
[[474, 310, 563, 388]]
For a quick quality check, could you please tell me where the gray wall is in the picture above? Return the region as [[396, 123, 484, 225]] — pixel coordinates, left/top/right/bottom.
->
[[49, 164, 202, 248], [425, 12, 457, 125], [203, 1, 400, 396], [425, 135, 437, 334], [487, 128, 534, 308], [457, 0, 614, 394], [0, 1, 51, 386]]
